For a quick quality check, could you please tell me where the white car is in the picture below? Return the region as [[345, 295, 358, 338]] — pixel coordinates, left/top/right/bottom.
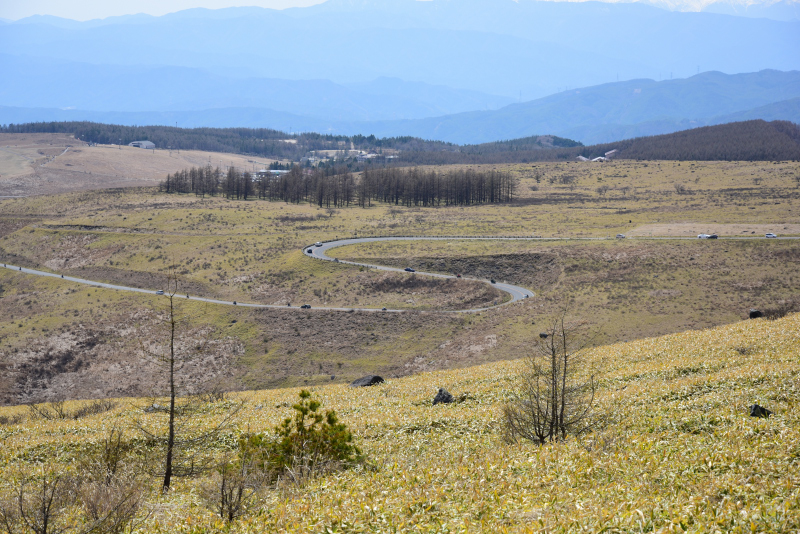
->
[[315, 242, 323, 247], [697, 234, 709, 239], [616, 234, 625, 239], [765, 233, 777, 238], [155, 290, 165, 295]]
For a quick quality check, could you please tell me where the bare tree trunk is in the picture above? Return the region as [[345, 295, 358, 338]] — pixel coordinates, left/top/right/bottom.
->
[[163, 288, 176, 492], [559, 316, 569, 440], [503, 309, 601, 446]]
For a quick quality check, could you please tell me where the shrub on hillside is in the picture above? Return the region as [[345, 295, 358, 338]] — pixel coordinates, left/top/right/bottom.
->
[[503, 312, 603, 445], [26, 399, 116, 422], [198, 455, 264, 523], [241, 390, 362, 482]]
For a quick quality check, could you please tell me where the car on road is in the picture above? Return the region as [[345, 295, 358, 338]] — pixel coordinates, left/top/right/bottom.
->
[[404, 267, 415, 272], [456, 274, 462, 278], [155, 290, 164, 295], [490, 279, 496, 284], [300, 304, 311, 309], [697, 234, 709, 239], [382, 307, 387, 311], [616, 234, 625, 239], [307, 249, 313, 254], [766, 233, 777, 238], [708, 234, 718, 239], [315, 242, 323, 247]]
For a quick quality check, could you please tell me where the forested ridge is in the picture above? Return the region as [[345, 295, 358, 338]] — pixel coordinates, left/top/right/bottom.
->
[[0, 121, 459, 160], [400, 120, 800, 163], [2, 119, 798, 163], [0, 121, 578, 162], [589, 120, 800, 161], [162, 165, 517, 207]]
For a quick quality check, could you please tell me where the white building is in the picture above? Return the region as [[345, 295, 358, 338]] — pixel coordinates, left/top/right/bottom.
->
[[128, 140, 155, 149]]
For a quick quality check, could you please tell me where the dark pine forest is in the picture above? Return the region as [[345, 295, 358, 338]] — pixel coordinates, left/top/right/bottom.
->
[[161, 165, 518, 208], [2, 120, 799, 164]]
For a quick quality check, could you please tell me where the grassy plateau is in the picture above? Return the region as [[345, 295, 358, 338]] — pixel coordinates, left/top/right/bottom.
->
[[0, 312, 797, 531], [1, 155, 798, 401], [1, 137, 799, 531]]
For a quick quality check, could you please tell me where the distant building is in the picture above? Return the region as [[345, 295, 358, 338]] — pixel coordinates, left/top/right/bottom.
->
[[255, 169, 289, 178], [604, 149, 618, 159], [128, 140, 155, 149], [576, 156, 590, 162]]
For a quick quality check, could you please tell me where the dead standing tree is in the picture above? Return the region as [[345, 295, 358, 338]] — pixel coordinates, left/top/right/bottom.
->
[[503, 311, 600, 445], [136, 268, 242, 493]]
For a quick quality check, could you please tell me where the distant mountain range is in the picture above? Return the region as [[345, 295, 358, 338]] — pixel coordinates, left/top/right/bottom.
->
[[347, 70, 800, 144], [2, 0, 798, 97], [0, 0, 798, 144], [3, 70, 798, 145], [0, 54, 513, 122]]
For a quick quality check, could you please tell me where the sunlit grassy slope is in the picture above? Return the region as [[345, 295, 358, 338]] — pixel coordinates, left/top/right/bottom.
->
[[1, 313, 797, 532]]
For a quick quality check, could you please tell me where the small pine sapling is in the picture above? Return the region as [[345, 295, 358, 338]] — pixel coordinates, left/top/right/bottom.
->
[[240, 390, 362, 482]]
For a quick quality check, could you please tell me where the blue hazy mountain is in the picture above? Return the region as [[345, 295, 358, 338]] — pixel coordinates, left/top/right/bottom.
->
[[3, 70, 798, 145], [342, 70, 800, 144], [0, 54, 512, 121], [0, 106, 330, 134], [2, 0, 798, 98], [1, 0, 798, 143]]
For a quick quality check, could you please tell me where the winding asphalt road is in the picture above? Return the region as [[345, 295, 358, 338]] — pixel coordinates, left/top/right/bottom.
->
[[0, 236, 534, 313], [3, 234, 791, 313], [307, 236, 534, 308]]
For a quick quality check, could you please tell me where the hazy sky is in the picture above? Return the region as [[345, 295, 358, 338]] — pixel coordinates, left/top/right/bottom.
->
[[0, 0, 786, 21], [0, 0, 327, 21]]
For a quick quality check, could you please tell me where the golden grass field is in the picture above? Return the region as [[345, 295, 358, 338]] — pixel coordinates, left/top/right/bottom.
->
[[0, 312, 797, 532], [0, 136, 799, 531]]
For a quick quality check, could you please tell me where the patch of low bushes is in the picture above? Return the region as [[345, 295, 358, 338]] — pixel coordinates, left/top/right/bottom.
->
[[199, 389, 363, 523], [25, 399, 117, 422]]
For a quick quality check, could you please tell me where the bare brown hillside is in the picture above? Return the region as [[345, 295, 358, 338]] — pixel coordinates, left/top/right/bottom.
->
[[0, 133, 281, 197]]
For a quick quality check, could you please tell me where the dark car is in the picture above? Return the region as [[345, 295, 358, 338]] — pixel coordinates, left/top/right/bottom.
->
[[404, 267, 415, 272], [307, 249, 313, 254], [708, 234, 718, 239], [300, 304, 311, 309], [381, 307, 387, 311], [456, 274, 462, 278], [490, 279, 496, 284]]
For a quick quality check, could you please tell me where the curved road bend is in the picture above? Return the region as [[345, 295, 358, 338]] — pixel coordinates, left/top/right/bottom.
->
[[4, 234, 789, 313], [0, 236, 535, 313], [307, 236, 534, 308]]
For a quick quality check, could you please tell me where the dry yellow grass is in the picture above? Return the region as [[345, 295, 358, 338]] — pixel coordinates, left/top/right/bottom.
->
[[1, 159, 799, 397], [1, 313, 797, 532]]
